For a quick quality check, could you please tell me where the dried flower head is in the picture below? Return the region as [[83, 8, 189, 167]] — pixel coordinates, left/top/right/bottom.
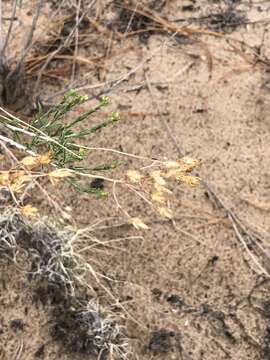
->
[[177, 157, 201, 172], [151, 191, 166, 204], [150, 170, 166, 186], [158, 207, 173, 219], [21, 204, 39, 218], [20, 151, 53, 169], [126, 170, 143, 183], [164, 160, 181, 168], [131, 217, 149, 230], [176, 174, 201, 186]]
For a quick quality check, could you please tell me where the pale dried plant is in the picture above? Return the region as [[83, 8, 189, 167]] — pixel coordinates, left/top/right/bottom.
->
[[0, 91, 201, 227], [0, 145, 201, 227]]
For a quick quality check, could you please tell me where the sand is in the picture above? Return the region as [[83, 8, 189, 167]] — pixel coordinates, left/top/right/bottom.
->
[[1, 0, 270, 359]]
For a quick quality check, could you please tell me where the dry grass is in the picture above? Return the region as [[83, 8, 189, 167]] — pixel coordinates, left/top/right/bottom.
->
[[0, 205, 130, 358]]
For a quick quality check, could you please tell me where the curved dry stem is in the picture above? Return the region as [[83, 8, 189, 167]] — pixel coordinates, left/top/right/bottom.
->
[[69, 144, 164, 164]]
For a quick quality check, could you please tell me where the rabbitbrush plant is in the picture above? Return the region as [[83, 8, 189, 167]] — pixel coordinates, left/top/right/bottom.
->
[[0, 90, 120, 197], [0, 89, 201, 226]]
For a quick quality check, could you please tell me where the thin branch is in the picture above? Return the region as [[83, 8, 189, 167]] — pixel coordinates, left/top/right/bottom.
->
[[0, 134, 36, 155], [19, 0, 43, 65], [34, 0, 96, 95], [229, 213, 269, 277], [68, 144, 164, 163], [71, 0, 81, 82], [204, 179, 270, 276], [0, 0, 2, 54], [1, 0, 17, 57], [43, 31, 178, 104], [4, 0, 43, 86], [124, 1, 139, 35]]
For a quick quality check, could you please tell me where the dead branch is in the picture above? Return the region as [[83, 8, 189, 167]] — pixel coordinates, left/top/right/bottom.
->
[[11, 0, 43, 74], [34, 0, 96, 96], [71, 0, 82, 82], [1, 0, 17, 58], [0, 0, 2, 53]]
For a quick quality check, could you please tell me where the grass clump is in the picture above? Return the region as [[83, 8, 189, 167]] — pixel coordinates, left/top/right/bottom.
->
[[0, 207, 128, 359], [52, 299, 127, 359]]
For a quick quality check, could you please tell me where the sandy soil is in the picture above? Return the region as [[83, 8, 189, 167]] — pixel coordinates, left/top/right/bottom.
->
[[1, 0, 270, 359]]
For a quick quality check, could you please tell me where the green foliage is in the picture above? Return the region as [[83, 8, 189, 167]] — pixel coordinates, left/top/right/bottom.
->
[[1, 90, 121, 196], [28, 91, 120, 167]]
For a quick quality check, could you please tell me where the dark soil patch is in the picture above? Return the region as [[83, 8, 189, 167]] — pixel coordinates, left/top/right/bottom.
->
[[149, 329, 175, 354], [200, 7, 247, 32], [110, 1, 167, 44]]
